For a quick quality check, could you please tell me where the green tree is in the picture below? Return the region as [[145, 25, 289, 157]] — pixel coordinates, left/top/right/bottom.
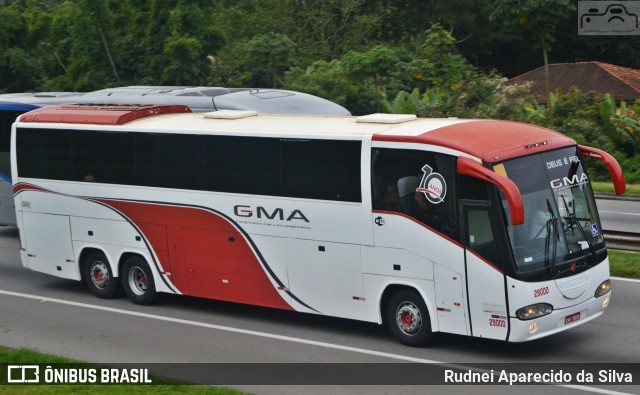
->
[[397, 24, 470, 92], [342, 45, 398, 111], [490, 0, 575, 93], [288, 0, 385, 60], [147, 0, 224, 85], [0, 3, 44, 92], [45, 0, 130, 90], [284, 59, 375, 115], [245, 32, 296, 88]]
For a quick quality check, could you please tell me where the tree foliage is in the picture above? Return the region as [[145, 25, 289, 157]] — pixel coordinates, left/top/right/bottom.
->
[[245, 32, 296, 88], [490, 0, 575, 94], [0, 0, 638, 181]]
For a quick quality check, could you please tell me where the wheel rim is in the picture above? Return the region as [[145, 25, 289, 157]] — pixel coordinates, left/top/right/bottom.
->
[[90, 261, 110, 290], [396, 301, 422, 336], [127, 266, 147, 296]]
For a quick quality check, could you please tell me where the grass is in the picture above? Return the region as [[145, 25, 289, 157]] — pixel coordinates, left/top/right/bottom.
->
[[591, 181, 640, 195], [0, 347, 248, 394], [590, 183, 640, 277], [609, 250, 640, 279]]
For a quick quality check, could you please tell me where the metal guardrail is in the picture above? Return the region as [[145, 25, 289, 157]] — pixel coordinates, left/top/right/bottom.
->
[[604, 231, 640, 252], [595, 192, 640, 202], [595, 194, 640, 251]]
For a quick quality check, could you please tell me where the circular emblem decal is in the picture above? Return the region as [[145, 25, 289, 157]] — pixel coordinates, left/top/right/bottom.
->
[[416, 164, 447, 205]]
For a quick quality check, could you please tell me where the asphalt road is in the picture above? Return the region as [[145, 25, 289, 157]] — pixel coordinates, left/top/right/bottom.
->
[[596, 198, 640, 234], [0, 225, 638, 395]]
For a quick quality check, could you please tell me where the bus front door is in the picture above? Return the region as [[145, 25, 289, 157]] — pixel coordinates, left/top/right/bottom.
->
[[461, 201, 509, 340]]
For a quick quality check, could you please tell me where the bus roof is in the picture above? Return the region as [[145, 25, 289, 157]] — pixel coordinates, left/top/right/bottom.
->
[[18, 104, 575, 163], [0, 86, 350, 115]]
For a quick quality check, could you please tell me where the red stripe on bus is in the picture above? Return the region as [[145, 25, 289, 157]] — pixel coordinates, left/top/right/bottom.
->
[[466, 247, 503, 274], [13, 183, 50, 195], [93, 199, 293, 311], [372, 210, 503, 274], [372, 209, 464, 249]]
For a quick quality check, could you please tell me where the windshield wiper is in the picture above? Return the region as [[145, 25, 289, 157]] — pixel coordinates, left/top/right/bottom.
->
[[544, 199, 559, 274], [561, 195, 597, 265]]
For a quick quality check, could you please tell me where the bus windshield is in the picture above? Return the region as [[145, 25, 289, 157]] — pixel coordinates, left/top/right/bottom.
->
[[497, 146, 605, 275]]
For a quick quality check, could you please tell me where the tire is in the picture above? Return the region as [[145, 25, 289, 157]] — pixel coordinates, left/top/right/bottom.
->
[[122, 256, 156, 305], [385, 289, 433, 347], [84, 251, 119, 299]]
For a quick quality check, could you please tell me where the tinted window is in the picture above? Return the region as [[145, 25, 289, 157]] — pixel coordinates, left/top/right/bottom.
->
[[1, 110, 22, 153], [0, 110, 23, 180], [459, 175, 490, 201], [17, 128, 72, 180], [136, 133, 205, 190], [467, 207, 500, 264], [372, 148, 458, 239], [206, 136, 279, 196], [17, 127, 362, 202], [73, 130, 134, 184], [281, 139, 361, 202]]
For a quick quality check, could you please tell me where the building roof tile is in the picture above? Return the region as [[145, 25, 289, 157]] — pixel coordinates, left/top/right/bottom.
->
[[505, 61, 640, 103]]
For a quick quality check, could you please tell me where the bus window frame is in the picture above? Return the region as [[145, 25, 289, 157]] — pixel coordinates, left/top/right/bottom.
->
[[459, 190, 515, 278]]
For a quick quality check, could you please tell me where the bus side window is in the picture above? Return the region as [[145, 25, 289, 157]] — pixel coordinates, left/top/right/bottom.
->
[[397, 176, 420, 215], [459, 176, 501, 266], [466, 208, 500, 264], [459, 175, 490, 201], [372, 148, 457, 240]]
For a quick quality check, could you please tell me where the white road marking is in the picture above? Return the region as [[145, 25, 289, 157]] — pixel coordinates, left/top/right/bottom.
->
[[599, 211, 640, 216], [612, 276, 640, 284], [560, 386, 637, 395], [0, 288, 636, 395], [0, 289, 441, 363]]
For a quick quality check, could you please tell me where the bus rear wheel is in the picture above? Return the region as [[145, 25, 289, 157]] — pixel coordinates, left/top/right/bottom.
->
[[385, 289, 433, 347], [84, 251, 119, 299], [122, 256, 156, 305]]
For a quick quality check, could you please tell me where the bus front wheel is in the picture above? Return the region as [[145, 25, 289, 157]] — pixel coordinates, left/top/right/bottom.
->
[[84, 251, 119, 299], [122, 256, 156, 305], [385, 289, 433, 347]]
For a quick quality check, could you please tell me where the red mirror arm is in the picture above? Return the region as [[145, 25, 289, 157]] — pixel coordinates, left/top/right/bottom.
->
[[457, 157, 525, 225], [579, 145, 626, 195]]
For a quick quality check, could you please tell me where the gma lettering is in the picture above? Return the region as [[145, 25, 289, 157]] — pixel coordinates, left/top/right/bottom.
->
[[550, 173, 589, 189], [234, 205, 310, 222]]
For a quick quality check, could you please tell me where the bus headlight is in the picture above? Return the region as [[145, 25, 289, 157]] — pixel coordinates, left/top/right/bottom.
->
[[595, 280, 611, 298], [516, 303, 553, 320]]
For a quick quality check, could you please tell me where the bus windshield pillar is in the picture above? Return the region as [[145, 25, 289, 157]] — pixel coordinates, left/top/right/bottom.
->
[[457, 157, 525, 225]]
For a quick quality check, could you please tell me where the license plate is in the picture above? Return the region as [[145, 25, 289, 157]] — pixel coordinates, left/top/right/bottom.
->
[[564, 312, 581, 325]]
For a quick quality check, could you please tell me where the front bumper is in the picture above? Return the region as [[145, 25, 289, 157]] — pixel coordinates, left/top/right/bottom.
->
[[508, 292, 611, 342]]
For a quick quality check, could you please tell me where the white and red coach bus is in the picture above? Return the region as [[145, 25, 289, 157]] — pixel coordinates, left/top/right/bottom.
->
[[11, 104, 624, 345], [0, 86, 349, 226]]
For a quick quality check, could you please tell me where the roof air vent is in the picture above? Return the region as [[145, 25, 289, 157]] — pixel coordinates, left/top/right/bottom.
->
[[204, 110, 257, 120], [356, 113, 417, 124]]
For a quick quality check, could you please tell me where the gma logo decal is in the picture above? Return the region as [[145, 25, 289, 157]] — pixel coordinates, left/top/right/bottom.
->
[[550, 173, 589, 189], [234, 205, 310, 222]]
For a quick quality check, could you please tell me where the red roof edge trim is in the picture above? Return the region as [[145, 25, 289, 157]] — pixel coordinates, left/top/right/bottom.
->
[[372, 120, 576, 162], [457, 157, 524, 225], [579, 145, 626, 195], [19, 104, 192, 125]]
